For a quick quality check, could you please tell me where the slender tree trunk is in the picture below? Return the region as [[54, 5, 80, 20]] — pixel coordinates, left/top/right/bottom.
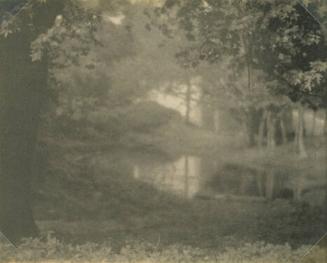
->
[[258, 109, 268, 148], [311, 110, 317, 136], [280, 119, 287, 145], [295, 105, 308, 158], [247, 54, 252, 92], [283, 107, 295, 142], [243, 32, 252, 93], [266, 111, 276, 150]]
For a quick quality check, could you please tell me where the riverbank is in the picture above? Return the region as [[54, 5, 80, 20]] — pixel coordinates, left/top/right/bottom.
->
[[26, 126, 327, 262], [32, 132, 326, 247]]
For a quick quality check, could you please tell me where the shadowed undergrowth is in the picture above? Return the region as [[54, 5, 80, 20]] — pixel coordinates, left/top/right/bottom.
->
[[26, 134, 326, 262], [1, 235, 326, 263]]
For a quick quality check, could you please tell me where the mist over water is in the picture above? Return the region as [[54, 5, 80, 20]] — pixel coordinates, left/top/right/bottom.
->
[[91, 148, 326, 208]]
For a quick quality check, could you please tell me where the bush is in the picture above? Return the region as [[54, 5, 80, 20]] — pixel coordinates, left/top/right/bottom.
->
[[123, 101, 181, 132]]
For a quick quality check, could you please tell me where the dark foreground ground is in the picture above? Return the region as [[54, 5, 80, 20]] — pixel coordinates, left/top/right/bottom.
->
[[1, 135, 326, 262]]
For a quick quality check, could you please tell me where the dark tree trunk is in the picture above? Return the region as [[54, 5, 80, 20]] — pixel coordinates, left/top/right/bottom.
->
[[258, 109, 267, 148], [282, 107, 295, 142], [266, 111, 276, 150], [324, 108, 327, 222], [324, 109, 327, 221], [246, 107, 261, 147], [0, 1, 64, 244], [0, 31, 47, 244]]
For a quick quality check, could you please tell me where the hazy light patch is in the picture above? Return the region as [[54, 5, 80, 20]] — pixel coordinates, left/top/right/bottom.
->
[[148, 83, 203, 126], [129, 0, 164, 6], [102, 13, 126, 25]]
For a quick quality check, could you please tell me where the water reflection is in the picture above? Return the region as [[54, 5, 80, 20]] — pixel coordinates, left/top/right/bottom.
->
[[94, 152, 325, 207], [204, 164, 294, 200], [130, 154, 325, 206]]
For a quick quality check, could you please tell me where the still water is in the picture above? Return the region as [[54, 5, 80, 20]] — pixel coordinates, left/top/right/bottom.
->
[[94, 151, 326, 206]]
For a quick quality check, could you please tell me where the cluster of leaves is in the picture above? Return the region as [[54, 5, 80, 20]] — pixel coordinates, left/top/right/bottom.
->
[[31, 3, 100, 63], [253, 0, 327, 106], [157, 0, 327, 111]]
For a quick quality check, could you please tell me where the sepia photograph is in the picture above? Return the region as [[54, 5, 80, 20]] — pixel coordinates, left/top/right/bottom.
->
[[0, 0, 326, 262]]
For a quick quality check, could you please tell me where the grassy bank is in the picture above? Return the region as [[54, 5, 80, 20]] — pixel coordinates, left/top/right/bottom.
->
[[27, 126, 326, 262], [33, 158, 325, 250], [1, 236, 325, 263]]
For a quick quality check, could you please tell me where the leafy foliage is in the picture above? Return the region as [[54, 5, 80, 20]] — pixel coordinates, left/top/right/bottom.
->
[[158, 0, 327, 108]]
